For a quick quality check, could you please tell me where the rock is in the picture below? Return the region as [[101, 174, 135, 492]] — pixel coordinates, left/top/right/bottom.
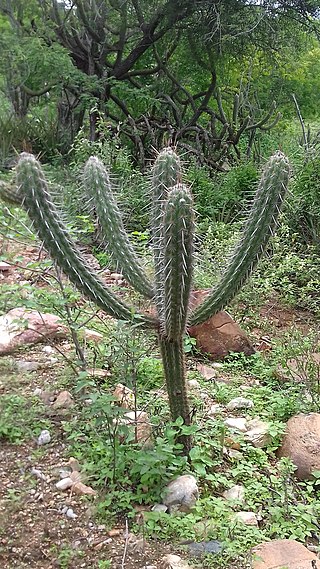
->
[[208, 403, 223, 416], [160, 554, 191, 569], [0, 261, 10, 272], [187, 379, 201, 390], [52, 390, 74, 409], [188, 291, 254, 360], [66, 507, 77, 519], [222, 484, 245, 502], [151, 504, 168, 512], [0, 308, 67, 355], [56, 477, 73, 490], [72, 482, 96, 496], [162, 474, 199, 513], [68, 457, 81, 472], [224, 417, 247, 432], [37, 430, 51, 446], [30, 468, 46, 481], [225, 448, 243, 460], [278, 413, 320, 479], [42, 345, 55, 354], [188, 540, 222, 557], [113, 383, 135, 409], [252, 539, 320, 569], [245, 418, 271, 448], [16, 360, 41, 372], [110, 272, 123, 280], [234, 511, 258, 526], [121, 411, 152, 445], [82, 328, 104, 343], [33, 389, 54, 405], [227, 397, 254, 411], [196, 363, 216, 379]]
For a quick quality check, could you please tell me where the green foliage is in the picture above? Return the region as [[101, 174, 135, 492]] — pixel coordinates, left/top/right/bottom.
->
[[0, 394, 50, 443]]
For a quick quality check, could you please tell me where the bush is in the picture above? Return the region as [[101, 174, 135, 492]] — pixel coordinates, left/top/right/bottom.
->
[[288, 157, 320, 247]]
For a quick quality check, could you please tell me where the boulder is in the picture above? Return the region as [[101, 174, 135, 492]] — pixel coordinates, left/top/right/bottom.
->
[[162, 474, 199, 513], [113, 383, 135, 409], [245, 418, 271, 448], [252, 539, 320, 569], [278, 413, 320, 479], [234, 511, 258, 526], [0, 308, 67, 355], [188, 291, 254, 360], [52, 391, 74, 410]]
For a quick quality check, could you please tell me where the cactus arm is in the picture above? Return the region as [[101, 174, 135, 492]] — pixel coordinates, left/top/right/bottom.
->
[[162, 184, 194, 339], [151, 148, 182, 319], [189, 152, 290, 327], [84, 157, 154, 299], [14, 153, 157, 328]]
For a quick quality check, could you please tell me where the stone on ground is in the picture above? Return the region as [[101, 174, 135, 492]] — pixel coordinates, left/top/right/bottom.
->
[[223, 484, 245, 502], [0, 308, 68, 355], [234, 511, 258, 526], [162, 474, 199, 513], [245, 418, 271, 448], [278, 413, 320, 479], [227, 397, 254, 410], [113, 383, 135, 409], [188, 290, 254, 359], [160, 554, 191, 569], [252, 539, 320, 569], [52, 390, 74, 409]]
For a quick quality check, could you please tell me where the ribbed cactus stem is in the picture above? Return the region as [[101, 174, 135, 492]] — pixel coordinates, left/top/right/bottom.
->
[[84, 157, 154, 299], [151, 148, 182, 317], [162, 184, 194, 340], [15, 153, 156, 327], [190, 151, 290, 326], [158, 335, 192, 452]]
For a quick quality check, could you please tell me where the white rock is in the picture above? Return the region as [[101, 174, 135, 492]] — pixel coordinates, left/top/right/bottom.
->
[[151, 503, 168, 512], [0, 261, 10, 272], [227, 397, 254, 411], [222, 484, 245, 502], [37, 430, 51, 445], [224, 417, 247, 432], [33, 388, 43, 397], [56, 477, 73, 490], [42, 345, 55, 354], [52, 390, 74, 409], [160, 554, 191, 569], [162, 474, 199, 513], [234, 511, 258, 526], [83, 328, 104, 343], [208, 403, 223, 416], [66, 507, 77, 519], [187, 379, 201, 390], [244, 418, 270, 448]]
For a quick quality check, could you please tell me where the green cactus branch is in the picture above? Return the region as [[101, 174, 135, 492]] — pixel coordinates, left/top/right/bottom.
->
[[189, 151, 290, 327], [162, 184, 194, 340], [84, 157, 154, 299], [15, 153, 157, 327]]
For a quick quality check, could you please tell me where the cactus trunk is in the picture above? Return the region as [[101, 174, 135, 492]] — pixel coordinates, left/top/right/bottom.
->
[[158, 335, 192, 452]]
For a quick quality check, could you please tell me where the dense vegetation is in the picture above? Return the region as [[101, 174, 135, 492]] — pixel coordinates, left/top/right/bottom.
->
[[1, 2, 320, 568]]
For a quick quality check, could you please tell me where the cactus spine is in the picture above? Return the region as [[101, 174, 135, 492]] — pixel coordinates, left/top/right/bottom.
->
[[1, 149, 290, 454]]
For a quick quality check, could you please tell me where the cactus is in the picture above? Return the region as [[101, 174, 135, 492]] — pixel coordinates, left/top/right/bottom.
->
[[0, 149, 290, 453]]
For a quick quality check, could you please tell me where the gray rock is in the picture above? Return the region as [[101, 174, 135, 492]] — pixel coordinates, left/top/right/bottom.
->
[[208, 403, 223, 416], [30, 467, 46, 481], [16, 361, 40, 372], [56, 477, 73, 490], [188, 540, 222, 557], [245, 418, 270, 448], [234, 511, 258, 526], [160, 555, 191, 569], [222, 484, 245, 502], [227, 397, 254, 411], [162, 474, 199, 513], [224, 417, 247, 432], [37, 430, 51, 446]]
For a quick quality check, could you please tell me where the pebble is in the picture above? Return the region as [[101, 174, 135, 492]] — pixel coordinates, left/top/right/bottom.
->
[[188, 540, 222, 556], [151, 503, 168, 512], [37, 430, 51, 445], [42, 345, 55, 354], [56, 477, 73, 490], [208, 403, 223, 416], [222, 484, 245, 502], [66, 507, 77, 519], [187, 379, 201, 390], [30, 467, 46, 481], [226, 397, 254, 411], [224, 417, 247, 432]]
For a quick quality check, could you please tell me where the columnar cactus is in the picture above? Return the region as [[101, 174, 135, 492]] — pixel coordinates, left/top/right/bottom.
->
[[0, 149, 290, 453]]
